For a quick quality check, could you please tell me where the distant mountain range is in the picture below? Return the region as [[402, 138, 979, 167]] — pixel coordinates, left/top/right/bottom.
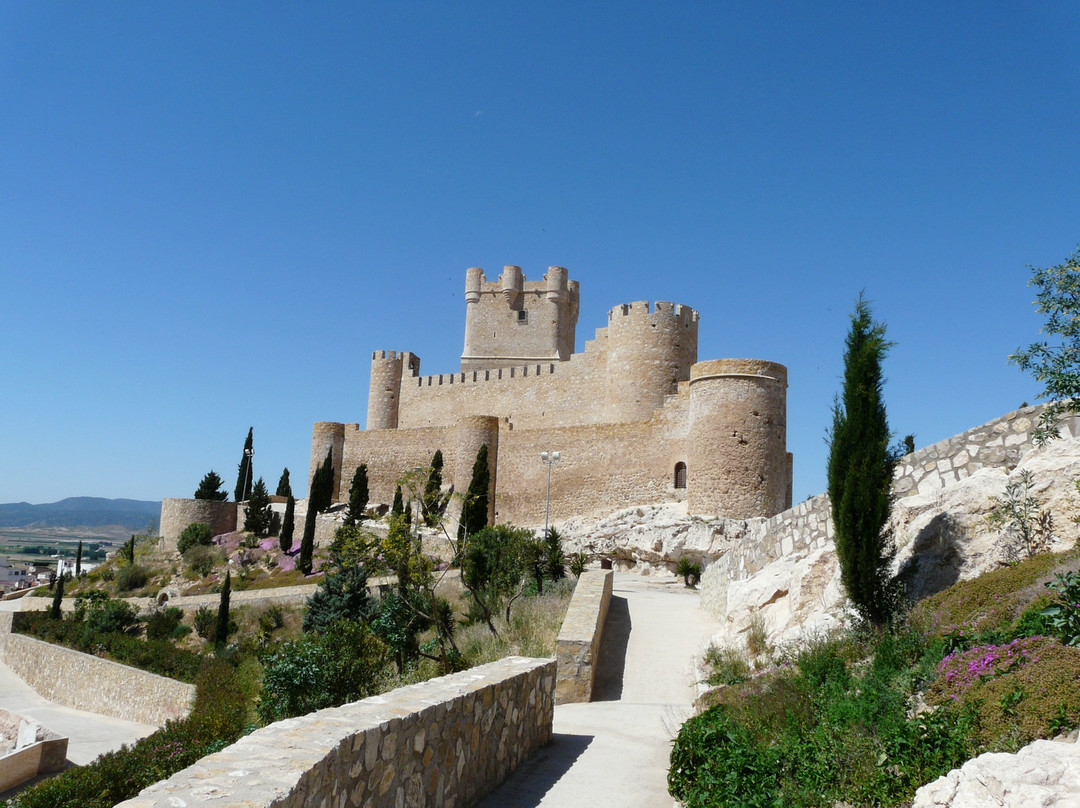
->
[[0, 498, 161, 530]]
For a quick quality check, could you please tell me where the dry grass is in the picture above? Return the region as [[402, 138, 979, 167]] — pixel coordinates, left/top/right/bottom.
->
[[454, 578, 576, 666]]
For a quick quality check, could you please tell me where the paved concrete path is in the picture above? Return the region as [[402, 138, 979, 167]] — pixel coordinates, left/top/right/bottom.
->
[[476, 573, 720, 808]]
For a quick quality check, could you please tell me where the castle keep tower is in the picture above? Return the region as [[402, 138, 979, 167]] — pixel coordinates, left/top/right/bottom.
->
[[461, 266, 580, 372]]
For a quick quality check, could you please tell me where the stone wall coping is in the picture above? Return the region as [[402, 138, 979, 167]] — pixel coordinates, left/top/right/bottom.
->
[[555, 569, 613, 703], [115, 656, 555, 808]]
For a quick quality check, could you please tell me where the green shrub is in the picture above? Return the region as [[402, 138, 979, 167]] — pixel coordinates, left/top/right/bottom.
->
[[193, 606, 216, 640], [146, 607, 183, 641], [1041, 569, 1080, 646], [177, 522, 213, 555], [257, 620, 389, 722], [115, 563, 150, 593], [569, 551, 588, 577], [676, 557, 702, 587], [184, 544, 223, 577], [703, 644, 750, 686], [257, 604, 285, 634]]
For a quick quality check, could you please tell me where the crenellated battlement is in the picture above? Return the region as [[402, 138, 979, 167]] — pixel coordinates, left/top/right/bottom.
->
[[607, 300, 699, 326]]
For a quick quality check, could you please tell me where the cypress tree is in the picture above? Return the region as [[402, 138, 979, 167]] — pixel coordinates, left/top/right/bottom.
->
[[345, 464, 369, 526], [827, 295, 899, 627], [280, 495, 296, 553], [75, 540, 83, 577], [215, 570, 231, 653], [458, 444, 490, 540], [298, 506, 316, 575], [422, 450, 446, 527], [391, 485, 404, 518], [234, 427, 254, 502], [49, 574, 64, 620], [276, 467, 292, 498], [127, 535, 136, 563]]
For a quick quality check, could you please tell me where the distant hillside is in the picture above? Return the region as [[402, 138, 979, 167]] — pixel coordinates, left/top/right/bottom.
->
[[0, 498, 160, 530]]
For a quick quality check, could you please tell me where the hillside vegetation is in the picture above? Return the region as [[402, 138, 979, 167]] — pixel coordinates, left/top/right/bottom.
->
[[671, 547, 1080, 808]]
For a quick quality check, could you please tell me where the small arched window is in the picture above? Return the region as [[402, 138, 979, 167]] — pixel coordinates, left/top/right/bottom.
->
[[674, 462, 687, 489]]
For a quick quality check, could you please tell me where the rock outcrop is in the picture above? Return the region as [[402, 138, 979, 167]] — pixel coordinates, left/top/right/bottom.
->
[[912, 737, 1080, 808]]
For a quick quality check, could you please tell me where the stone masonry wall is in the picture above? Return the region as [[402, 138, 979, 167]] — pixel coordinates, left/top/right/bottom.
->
[[699, 404, 1080, 618], [116, 656, 555, 808], [0, 612, 194, 727], [555, 569, 613, 703], [160, 498, 238, 550]]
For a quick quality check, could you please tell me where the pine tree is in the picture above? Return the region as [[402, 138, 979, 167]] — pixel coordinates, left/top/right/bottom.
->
[[194, 470, 229, 501], [49, 574, 64, 620], [234, 427, 254, 502], [459, 444, 491, 540], [244, 477, 272, 536], [345, 464, 369, 526], [215, 570, 231, 653], [75, 540, 83, 577], [422, 450, 446, 527], [280, 495, 296, 553], [391, 485, 404, 518], [827, 295, 899, 627], [276, 467, 292, 498]]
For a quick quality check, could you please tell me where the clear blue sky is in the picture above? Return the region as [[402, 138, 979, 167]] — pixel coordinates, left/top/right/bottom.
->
[[2, 2, 1077, 505]]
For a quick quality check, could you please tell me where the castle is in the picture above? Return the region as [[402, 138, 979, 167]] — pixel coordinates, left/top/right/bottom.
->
[[309, 266, 792, 528]]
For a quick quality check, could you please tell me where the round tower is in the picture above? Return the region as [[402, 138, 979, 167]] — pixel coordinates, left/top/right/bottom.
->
[[500, 265, 523, 305], [687, 358, 788, 518], [367, 351, 403, 430], [450, 415, 499, 530], [605, 301, 699, 422], [310, 421, 346, 503]]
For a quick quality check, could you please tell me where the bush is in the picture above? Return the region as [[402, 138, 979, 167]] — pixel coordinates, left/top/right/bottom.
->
[[1041, 569, 1080, 646], [184, 544, 224, 577], [115, 563, 150, 593], [177, 522, 213, 556], [257, 620, 389, 722], [193, 606, 216, 640], [257, 604, 285, 634], [676, 557, 702, 587], [146, 607, 183, 640]]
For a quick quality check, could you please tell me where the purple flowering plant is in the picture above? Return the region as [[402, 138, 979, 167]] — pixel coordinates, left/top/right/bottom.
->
[[934, 635, 1049, 699]]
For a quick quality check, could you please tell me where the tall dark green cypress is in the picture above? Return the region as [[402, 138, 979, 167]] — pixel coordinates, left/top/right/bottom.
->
[[215, 569, 231, 653], [827, 295, 898, 626], [234, 427, 254, 502], [127, 535, 136, 563], [298, 505, 316, 574], [422, 450, 445, 527], [391, 485, 404, 518], [75, 540, 83, 577], [276, 467, 292, 498], [244, 477, 272, 536], [280, 495, 296, 552], [49, 574, 64, 620], [298, 450, 334, 575], [458, 444, 490, 540], [345, 464, 369, 526]]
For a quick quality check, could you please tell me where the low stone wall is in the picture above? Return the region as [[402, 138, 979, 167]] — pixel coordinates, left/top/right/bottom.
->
[[554, 569, 613, 703], [0, 708, 67, 792], [0, 613, 194, 727], [115, 656, 555, 808], [700, 404, 1077, 619]]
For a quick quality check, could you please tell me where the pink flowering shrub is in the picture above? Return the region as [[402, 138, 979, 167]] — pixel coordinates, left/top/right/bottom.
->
[[928, 635, 1080, 748]]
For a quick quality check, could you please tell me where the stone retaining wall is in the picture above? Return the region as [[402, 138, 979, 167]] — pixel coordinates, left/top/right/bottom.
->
[[554, 569, 613, 703], [0, 612, 194, 727], [0, 708, 67, 792], [115, 656, 555, 808], [700, 404, 1079, 618]]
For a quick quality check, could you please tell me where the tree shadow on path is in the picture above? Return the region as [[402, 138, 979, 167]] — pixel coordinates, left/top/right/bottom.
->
[[592, 595, 631, 702], [473, 733, 593, 808]]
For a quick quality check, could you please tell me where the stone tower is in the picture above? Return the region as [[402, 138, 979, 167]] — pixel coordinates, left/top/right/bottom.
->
[[461, 266, 580, 372]]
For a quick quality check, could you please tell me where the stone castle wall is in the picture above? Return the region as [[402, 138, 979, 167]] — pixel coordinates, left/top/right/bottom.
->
[[699, 404, 1078, 618], [160, 498, 238, 550], [116, 657, 555, 808], [555, 569, 613, 703]]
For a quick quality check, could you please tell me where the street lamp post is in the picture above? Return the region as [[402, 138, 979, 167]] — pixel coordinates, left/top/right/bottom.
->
[[540, 451, 560, 538], [244, 447, 254, 501]]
